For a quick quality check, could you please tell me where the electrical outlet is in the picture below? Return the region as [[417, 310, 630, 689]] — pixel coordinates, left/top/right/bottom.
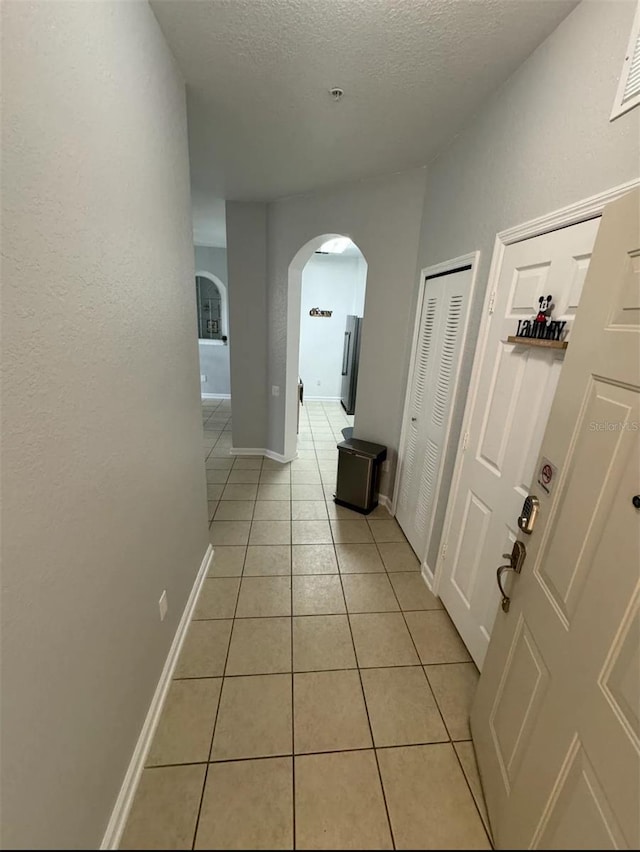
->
[[200, 374, 207, 383], [158, 590, 168, 621], [271, 385, 280, 397]]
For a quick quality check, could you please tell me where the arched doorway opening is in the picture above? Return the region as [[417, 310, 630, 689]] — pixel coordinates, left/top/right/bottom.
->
[[284, 234, 368, 460], [195, 269, 231, 401], [195, 270, 228, 341]]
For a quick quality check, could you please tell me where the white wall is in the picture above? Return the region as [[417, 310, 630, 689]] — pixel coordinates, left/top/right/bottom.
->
[[265, 169, 427, 489], [354, 256, 367, 315], [418, 0, 640, 570], [1, 2, 206, 848], [299, 253, 367, 399], [195, 244, 227, 284], [194, 245, 231, 396], [198, 342, 231, 396], [226, 202, 269, 448]]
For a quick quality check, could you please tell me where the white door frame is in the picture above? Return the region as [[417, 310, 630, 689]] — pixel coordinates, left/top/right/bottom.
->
[[432, 177, 640, 598], [392, 251, 480, 582]]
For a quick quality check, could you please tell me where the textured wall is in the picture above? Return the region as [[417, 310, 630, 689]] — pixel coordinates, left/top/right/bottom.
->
[[418, 0, 640, 571], [1, 1, 207, 847], [195, 244, 228, 285], [226, 202, 269, 448], [267, 169, 427, 490]]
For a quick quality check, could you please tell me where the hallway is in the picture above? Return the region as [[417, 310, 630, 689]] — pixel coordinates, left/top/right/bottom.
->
[[121, 400, 491, 849]]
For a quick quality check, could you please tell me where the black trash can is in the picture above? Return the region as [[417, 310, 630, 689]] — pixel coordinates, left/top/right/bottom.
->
[[334, 438, 387, 515]]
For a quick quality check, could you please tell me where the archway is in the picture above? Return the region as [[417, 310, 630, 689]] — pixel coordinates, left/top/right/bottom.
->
[[284, 233, 368, 460], [195, 270, 229, 342]]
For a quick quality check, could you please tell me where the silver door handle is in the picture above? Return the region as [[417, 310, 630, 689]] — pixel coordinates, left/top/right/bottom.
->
[[341, 331, 351, 376], [497, 541, 526, 612]]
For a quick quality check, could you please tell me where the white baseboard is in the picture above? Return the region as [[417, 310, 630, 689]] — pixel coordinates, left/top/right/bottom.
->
[[100, 544, 214, 850], [265, 448, 297, 464], [230, 447, 297, 464], [201, 393, 231, 400], [377, 493, 393, 513], [303, 395, 342, 402], [421, 561, 436, 593]]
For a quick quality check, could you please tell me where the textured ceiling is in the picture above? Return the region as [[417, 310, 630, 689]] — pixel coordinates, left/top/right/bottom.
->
[[151, 0, 577, 206]]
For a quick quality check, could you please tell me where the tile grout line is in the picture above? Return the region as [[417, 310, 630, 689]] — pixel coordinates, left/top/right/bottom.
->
[[370, 535, 459, 740], [289, 482, 296, 852], [330, 512, 398, 851], [200, 403, 488, 847], [450, 740, 495, 848], [371, 533, 494, 846], [189, 519, 243, 850], [149, 736, 473, 772], [376, 544, 454, 741]]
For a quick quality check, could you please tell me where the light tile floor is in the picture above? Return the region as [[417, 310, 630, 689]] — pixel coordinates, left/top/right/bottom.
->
[[121, 399, 492, 850]]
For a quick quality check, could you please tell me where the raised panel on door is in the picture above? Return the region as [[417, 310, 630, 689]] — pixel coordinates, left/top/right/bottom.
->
[[599, 587, 640, 752], [450, 490, 492, 605], [476, 344, 526, 476], [532, 739, 627, 850], [489, 616, 549, 792], [536, 380, 638, 624]]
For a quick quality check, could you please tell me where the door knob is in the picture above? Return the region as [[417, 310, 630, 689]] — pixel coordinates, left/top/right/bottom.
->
[[411, 417, 417, 422], [497, 540, 526, 612]]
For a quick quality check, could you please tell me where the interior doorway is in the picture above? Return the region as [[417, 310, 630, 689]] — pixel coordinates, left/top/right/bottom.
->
[[194, 252, 231, 401], [285, 234, 368, 459]]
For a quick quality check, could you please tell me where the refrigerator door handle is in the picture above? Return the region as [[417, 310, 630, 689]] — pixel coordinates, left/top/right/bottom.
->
[[341, 331, 351, 376]]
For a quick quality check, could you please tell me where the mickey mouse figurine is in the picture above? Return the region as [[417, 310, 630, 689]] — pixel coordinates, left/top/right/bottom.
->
[[534, 294, 553, 337]]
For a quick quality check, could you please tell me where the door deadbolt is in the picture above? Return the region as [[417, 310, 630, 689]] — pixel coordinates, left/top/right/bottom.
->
[[518, 495, 539, 534]]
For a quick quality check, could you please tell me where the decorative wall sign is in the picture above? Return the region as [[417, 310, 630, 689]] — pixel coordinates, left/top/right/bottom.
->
[[207, 319, 219, 334], [515, 294, 567, 342], [309, 308, 333, 317]]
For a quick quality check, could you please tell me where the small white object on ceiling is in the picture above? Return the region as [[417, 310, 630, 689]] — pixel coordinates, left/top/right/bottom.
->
[[329, 87, 344, 101], [611, 5, 640, 120]]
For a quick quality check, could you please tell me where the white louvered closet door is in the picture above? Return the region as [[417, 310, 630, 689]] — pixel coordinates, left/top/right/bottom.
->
[[395, 266, 474, 563]]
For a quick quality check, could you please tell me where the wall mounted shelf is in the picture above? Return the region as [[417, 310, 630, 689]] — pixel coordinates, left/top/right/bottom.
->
[[507, 335, 568, 350]]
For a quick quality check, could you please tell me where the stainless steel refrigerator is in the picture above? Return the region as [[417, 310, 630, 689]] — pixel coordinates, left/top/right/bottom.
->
[[340, 315, 362, 415]]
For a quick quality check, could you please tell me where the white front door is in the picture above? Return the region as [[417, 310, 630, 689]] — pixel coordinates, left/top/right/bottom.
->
[[471, 188, 639, 849], [437, 217, 600, 667], [396, 262, 474, 563]]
